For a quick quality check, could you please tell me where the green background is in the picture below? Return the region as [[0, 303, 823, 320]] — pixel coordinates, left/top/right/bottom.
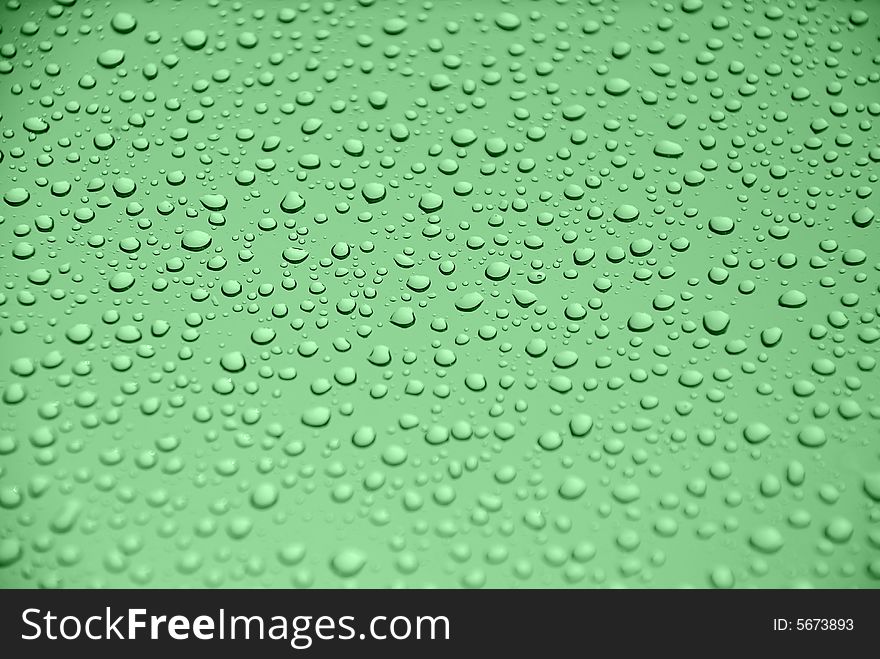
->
[[1, 0, 879, 588]]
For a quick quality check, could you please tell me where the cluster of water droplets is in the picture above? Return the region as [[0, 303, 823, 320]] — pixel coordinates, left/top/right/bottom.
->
[[0, 0, 878, 587]]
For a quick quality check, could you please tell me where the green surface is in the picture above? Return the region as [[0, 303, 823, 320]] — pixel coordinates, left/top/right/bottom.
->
[[1, 0, 879, 588]]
